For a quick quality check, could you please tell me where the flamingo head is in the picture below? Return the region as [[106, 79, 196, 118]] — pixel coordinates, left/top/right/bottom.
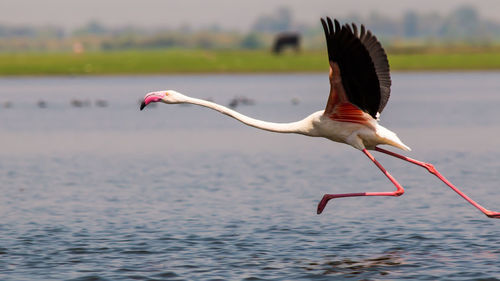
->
[[140, 90, 187, 110]]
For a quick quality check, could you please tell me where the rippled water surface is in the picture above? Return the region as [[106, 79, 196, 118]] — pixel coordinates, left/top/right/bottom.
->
[[1, 73, 500, 280]]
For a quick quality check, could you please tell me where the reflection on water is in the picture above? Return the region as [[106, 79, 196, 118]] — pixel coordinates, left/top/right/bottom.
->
[[304, 253, 406, 277], [1, 73, 500, 280]]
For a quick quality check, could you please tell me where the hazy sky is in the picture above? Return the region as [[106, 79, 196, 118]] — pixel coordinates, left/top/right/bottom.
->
[[1, 0, 499, 31]]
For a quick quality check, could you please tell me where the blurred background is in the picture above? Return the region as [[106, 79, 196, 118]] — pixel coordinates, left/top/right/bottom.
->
[[2, 1, 500, 280], [1, 0, 500, 74]]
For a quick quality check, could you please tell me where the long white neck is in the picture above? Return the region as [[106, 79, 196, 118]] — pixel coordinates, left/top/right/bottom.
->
[[181, 96, 316, 135]]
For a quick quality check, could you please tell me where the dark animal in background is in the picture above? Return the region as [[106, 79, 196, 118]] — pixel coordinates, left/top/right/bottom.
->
[[3, 101, 12, 108], [37, 100, 47, 108], [71, 99, 90, 108], [272, 33, 300, 54], [95, 99, 109, 107], [228, 96, 255, 109]]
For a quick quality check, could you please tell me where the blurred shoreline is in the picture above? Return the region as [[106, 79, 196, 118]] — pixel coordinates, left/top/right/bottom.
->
[[1, 47, 500, 76], [2, 5, 500, 76]]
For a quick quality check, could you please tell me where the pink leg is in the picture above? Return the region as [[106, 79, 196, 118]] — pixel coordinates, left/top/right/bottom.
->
[[317, 148, 405, 214], [375, 147, 500, 219]]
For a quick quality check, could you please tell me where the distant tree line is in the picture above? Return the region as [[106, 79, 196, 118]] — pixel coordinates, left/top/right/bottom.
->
[[0, 5, 499, 52], [353, 5, 500, 42]]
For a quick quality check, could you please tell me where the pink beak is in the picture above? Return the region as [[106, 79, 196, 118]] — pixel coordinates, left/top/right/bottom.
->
[[140, 93, 163, 110]]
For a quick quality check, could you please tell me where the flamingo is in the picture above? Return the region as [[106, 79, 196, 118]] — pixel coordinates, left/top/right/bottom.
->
[[140, 17, 500, 219]]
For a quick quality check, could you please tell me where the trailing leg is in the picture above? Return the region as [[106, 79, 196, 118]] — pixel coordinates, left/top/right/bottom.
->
[[375, 147, 500, 219]]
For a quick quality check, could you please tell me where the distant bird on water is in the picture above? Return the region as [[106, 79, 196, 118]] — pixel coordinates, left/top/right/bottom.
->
[[140, 18, 499, 219]]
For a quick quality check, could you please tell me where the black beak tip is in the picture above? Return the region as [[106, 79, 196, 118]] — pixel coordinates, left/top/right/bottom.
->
[[140, 101, 146, 111]]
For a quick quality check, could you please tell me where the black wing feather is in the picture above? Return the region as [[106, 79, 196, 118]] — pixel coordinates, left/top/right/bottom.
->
[[321, 17, 391, 118], [359, 29, 391, 113]]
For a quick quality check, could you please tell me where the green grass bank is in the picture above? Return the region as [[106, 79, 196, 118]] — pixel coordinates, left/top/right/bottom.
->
[[1, 49, 500, 76]]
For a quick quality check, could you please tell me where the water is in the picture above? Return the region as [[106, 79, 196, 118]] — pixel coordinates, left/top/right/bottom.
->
[[1, 73, 499, 280]]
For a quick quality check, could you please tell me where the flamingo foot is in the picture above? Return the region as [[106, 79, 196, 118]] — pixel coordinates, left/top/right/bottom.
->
[[485, 211, 500, 219], [316, 193, 367, 214], [317, 194, 333, 214]]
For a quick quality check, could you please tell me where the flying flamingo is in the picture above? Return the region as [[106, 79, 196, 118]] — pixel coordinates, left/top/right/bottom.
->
[[140, 18, 500, 219]]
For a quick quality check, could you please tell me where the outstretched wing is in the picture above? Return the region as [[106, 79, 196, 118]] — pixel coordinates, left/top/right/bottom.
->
[[321, 17, 391, 119]]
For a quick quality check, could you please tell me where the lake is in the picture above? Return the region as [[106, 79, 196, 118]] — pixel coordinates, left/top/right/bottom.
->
[[1, 73, 499, 280]]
